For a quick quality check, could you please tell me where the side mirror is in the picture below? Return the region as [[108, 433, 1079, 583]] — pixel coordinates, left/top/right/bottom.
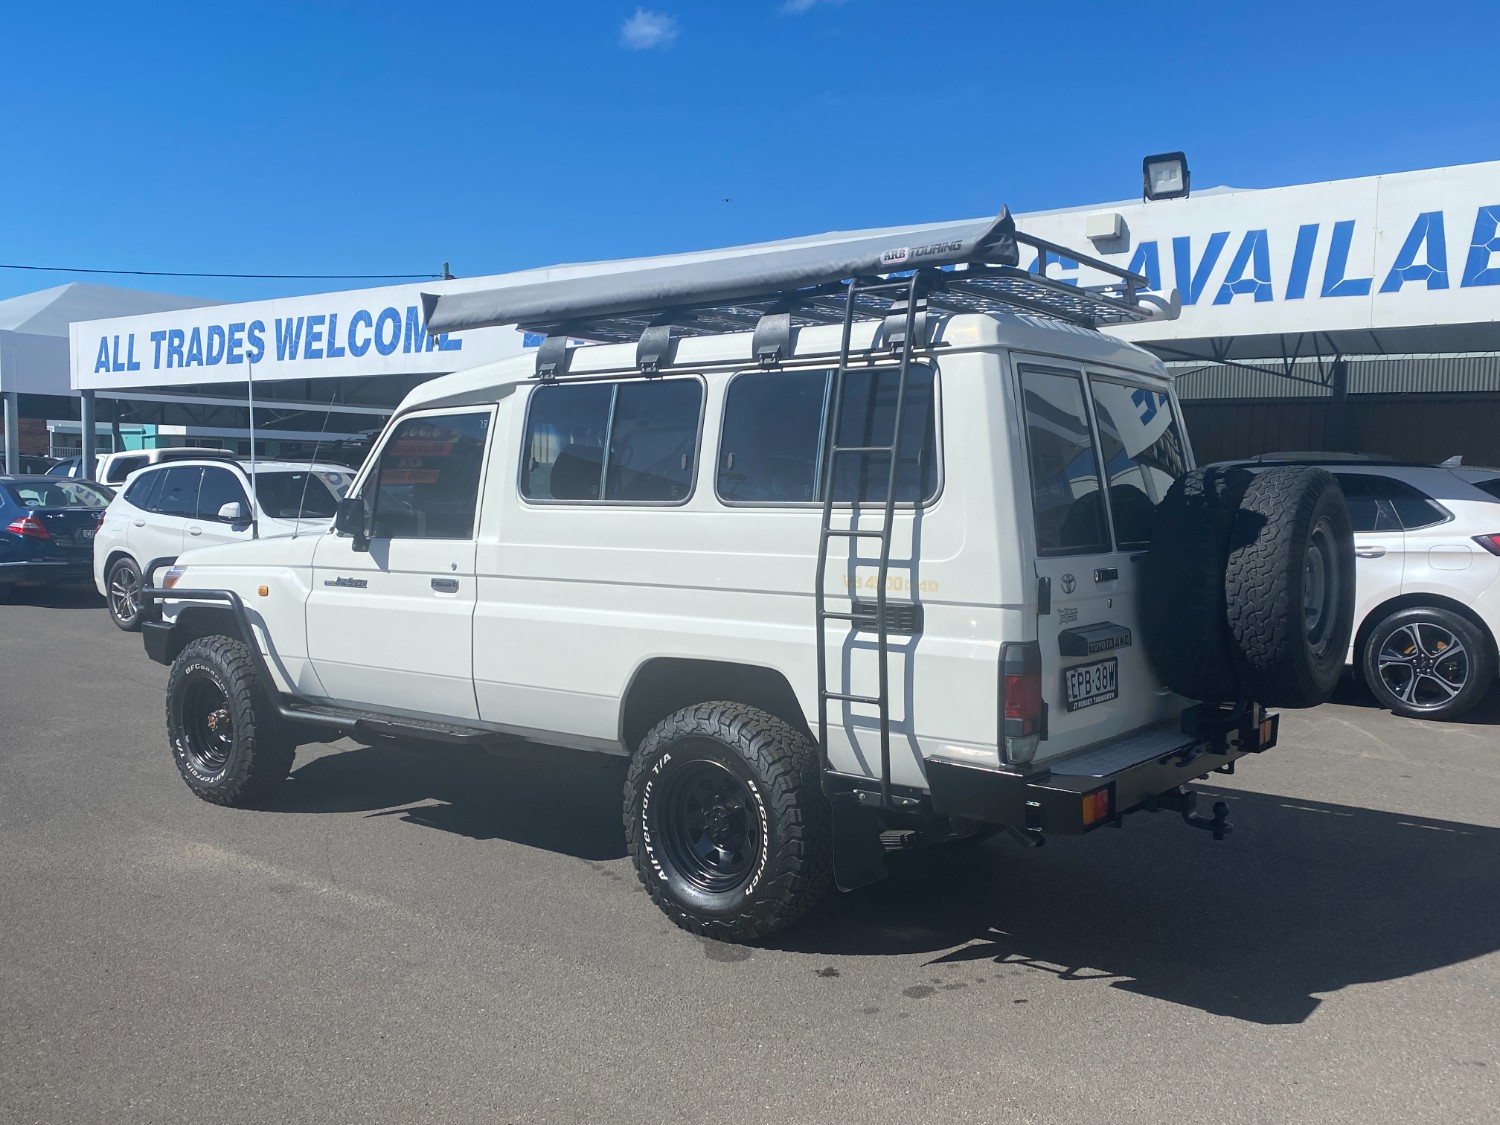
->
[[334, 496, 371, 552], [217, 501, 248, 522]]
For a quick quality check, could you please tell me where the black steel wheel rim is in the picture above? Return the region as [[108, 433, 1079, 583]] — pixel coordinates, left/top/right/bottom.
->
[[110, 564, 140, 622], [181, 675, 235, 777], [1303, 517, 1339, 656], [1377, 621, 1469, 711], [653, 755, 762, 895]]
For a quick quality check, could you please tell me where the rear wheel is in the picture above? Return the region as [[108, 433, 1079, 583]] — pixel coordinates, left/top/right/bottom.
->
[[106, 557, 146, 632], [624, 702, 832, 942], [1362, 607, 1494, 721]]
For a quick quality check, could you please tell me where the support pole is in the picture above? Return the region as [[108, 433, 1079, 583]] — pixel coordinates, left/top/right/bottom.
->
[[1325, 358, 1350, 452], [79, 390, 97, 480], [3, 391, 19, 473]]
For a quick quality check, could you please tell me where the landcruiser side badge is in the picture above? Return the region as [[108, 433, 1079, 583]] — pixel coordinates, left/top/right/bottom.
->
[[324, 576, 368, 589]]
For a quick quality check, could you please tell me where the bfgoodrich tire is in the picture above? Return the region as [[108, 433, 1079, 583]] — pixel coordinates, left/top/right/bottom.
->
[[624, 702, 832, 942], [166, 635, 295, 805], [1140, 466, 1254, 702], [1361, 606, 1495, 721], [1225, 467, 1355, 708]]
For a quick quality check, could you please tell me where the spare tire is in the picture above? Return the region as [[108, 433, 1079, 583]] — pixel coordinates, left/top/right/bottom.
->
[[1225, 467, 1355, 708], [1140, 466, 1254, 702]]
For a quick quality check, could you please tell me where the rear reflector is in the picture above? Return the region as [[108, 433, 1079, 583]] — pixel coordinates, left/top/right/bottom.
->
[[1082, 787, 1112, 826], [1474, 534, 1500, 557]]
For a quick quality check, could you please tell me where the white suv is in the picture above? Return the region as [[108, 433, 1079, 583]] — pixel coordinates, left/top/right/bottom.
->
[[95, 458, 351, 630], [135, 214, 1356, 941], [92, 446, 239, 486]]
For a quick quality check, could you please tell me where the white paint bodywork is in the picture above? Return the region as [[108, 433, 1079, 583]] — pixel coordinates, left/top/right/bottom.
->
[[161, 312, 1189, 787]]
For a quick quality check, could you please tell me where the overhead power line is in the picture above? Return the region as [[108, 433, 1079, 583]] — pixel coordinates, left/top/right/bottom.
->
[[0, 262, 442, 281]]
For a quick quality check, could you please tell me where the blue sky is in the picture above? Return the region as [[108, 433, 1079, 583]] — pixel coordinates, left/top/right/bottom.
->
[[2, 0, 1495, 304]]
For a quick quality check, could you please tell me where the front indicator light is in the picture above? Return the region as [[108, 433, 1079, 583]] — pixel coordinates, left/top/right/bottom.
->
[[1082, 787, 1111, 827], [258, 586, 269, 597]]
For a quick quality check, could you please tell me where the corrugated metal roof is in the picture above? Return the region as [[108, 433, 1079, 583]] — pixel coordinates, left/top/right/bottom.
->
[[1170, 353, 1500, 401]]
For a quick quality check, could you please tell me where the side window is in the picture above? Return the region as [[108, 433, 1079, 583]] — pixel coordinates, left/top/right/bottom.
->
[[718, 369, 827, 502], [107, 454, 148, 484], [196, 467, 249, 521], [370, 412, 489, 539], [1370, 475, 1449, 530], [1334, 474, 1401, 533], [123, 469, 166, 512], [716, 366, 938, 504], [521, 378, 704, 503], [154, 466, 203, 518], [1088, 378, 1190, 549], [1020, 367, 1109, 556]]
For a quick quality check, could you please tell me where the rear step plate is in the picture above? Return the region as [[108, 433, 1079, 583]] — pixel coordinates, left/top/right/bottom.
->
[[1044, 721, 1199, 778]]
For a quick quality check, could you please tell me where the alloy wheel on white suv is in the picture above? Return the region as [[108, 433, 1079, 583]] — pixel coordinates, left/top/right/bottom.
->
[[1362, 606, 1494, 721]]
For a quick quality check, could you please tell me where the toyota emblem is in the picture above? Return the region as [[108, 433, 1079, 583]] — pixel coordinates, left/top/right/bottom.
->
[[1060, 573, 1077, 594]]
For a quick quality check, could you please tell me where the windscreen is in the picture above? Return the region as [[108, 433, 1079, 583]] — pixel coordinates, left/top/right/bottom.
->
[[253, 471, 340, 519]]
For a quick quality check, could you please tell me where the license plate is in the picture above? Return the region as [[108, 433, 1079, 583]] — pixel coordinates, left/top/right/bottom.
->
[[1064, 657, 1118, 712], [78, 528, 96, 541]]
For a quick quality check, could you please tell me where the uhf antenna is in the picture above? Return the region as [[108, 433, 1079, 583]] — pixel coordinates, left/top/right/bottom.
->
[[293, 386, 340, 539], [246, 355, 259, 539]]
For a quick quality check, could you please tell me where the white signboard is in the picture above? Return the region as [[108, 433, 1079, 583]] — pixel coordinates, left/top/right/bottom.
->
[[72, 280, 528, 391], [1013, 160, 1500, 354]]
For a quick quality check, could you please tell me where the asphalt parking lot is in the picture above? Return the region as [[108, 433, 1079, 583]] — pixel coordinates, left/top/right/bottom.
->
[[3, 586, 1499, 1125]]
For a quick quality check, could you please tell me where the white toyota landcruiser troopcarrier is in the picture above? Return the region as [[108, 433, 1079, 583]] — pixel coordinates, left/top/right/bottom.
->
[[141, 210, 1356, 941]]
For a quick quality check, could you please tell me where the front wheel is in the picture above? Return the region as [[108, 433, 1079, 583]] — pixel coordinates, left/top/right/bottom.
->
[[1362, 607, 1495, 721], [167, 635, 295, 805], [624, 702, 832, 942]]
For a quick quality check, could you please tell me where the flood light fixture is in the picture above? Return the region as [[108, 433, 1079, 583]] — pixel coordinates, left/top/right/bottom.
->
[[1143, 151, 1191, 201]]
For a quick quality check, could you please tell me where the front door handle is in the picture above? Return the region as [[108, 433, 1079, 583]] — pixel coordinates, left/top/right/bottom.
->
[[1355, 546, 1386, 558], [431, 577, 459, 593], [188, 526, 202, 536]]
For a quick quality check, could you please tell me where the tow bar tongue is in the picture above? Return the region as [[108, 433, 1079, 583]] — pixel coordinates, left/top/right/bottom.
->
[[1148, 786, 1234, 841]]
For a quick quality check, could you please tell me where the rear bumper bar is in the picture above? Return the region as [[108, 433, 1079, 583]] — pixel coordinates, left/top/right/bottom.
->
[[926, 704, 1278, 835]]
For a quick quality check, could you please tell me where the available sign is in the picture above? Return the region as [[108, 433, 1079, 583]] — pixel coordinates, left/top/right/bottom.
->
[[72, 280, 528, 390]]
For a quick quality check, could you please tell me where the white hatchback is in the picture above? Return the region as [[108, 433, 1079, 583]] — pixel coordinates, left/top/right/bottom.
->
[[94, 458, 351, 631], [1236, 457, 1500, 720]]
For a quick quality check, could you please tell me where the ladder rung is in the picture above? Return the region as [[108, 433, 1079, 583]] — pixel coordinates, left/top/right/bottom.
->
[[820, 611, 878, 623], [822, 691, 882, 705], [822, 527, 886, 539], [830, 445, 897, 456]]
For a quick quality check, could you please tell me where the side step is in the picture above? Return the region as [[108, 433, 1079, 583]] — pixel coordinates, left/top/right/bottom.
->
[[282, 702, 497, 746]]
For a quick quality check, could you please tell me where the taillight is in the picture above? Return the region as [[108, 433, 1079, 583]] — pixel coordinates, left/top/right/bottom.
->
[[6, 515, 51, 540], [1000, 642, 1044, 766], [162, 566, 187, 589], [1475, 534, 1500, 557]]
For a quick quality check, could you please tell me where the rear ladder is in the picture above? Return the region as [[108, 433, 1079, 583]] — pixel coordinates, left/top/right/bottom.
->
[[814, 269, 933, 810]]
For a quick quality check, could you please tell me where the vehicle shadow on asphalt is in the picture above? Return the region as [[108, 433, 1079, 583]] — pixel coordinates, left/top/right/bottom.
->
[[272, 739, 630, 862], [771, 788, 1500, 1025], [0, 584, 103, 610], [1328, 674, 1500, 725]]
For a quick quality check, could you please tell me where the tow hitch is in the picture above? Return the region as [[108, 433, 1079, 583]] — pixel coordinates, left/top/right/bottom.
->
[[1145, 785, 1233, 841]]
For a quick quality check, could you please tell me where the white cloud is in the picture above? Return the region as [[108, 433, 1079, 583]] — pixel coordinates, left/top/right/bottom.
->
[[620, 8, 680, 49], [781, 0, 850, 13]]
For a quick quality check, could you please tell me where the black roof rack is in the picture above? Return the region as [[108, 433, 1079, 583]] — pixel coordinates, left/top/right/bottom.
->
[[422, 207, 1179, 375]]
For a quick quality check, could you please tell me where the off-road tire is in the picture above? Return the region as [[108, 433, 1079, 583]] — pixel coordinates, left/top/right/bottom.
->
[[1226, 467, 1355, 708], [1361, 606, 1495, 721], [624, 702, 832, 943], [106, 556, 147, 632], [1140, 466, 1254, 702], [167, 635, 295, 805]]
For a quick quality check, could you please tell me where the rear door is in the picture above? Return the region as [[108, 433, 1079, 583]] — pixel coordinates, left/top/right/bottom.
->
[[1016, 363, 1185, 760], [1331, 473, 1406, 651], [131, 465, 200, 582]]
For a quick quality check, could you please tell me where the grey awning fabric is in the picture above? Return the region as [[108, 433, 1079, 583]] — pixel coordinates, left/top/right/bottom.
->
[[422, 208, 1019, 335]]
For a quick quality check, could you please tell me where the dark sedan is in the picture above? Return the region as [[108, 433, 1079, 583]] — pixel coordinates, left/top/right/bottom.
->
[[0, 477, 114, 598]]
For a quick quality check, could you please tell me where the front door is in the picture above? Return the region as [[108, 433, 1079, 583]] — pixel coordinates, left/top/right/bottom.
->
[[306, 408, 494, 720], [1016, 363, 1188, 761]]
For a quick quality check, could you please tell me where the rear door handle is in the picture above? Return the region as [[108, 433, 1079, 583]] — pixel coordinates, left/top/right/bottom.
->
[[132, 519, 145, 527], [1094, 567, 1119, 583], [431, 577, 459, 593], [1355, 547, 1386, 558], [188, 526, 202, 536]]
